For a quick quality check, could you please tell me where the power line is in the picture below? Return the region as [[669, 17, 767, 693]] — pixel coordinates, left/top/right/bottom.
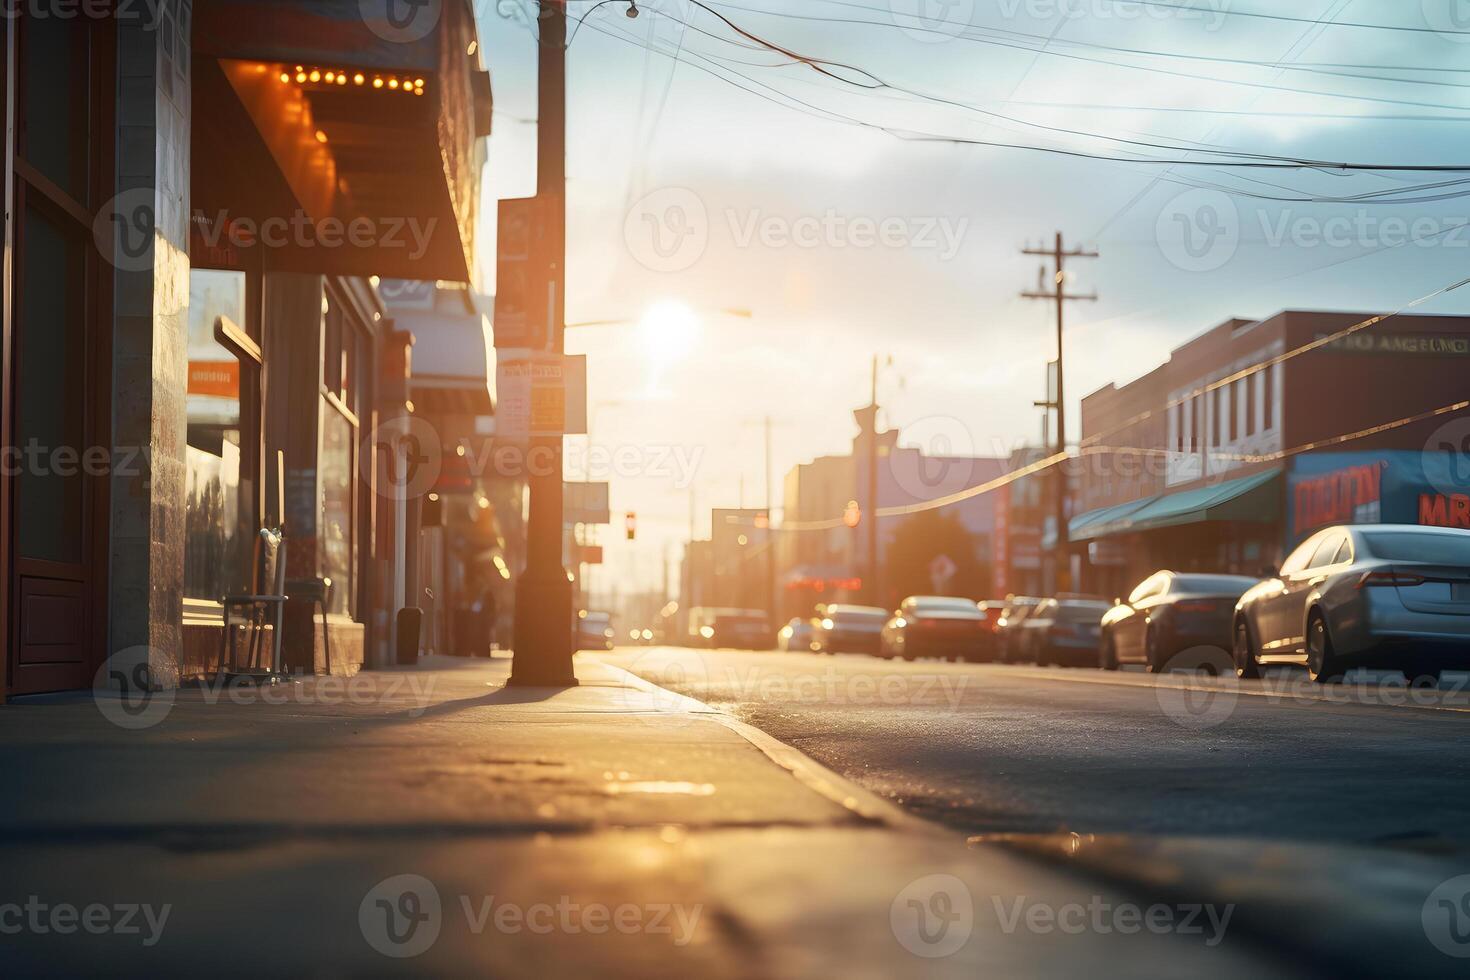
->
[[584, 4, 1470, 174]]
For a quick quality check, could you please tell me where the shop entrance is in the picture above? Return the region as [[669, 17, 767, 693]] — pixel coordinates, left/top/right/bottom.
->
[[4, 17, 113, 694]]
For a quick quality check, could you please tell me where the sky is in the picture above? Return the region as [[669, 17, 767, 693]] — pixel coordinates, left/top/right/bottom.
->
[[473, 0, 1470, 601]]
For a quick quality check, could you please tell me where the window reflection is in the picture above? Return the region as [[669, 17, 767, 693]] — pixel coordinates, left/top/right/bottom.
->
[[185, 269, 253, 601]]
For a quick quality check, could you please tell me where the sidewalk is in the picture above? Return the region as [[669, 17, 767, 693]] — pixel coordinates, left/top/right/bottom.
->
[[0, 654, 1284, 977]]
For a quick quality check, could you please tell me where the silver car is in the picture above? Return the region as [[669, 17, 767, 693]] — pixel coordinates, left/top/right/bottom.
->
[[1233, 524, 1470, 685]]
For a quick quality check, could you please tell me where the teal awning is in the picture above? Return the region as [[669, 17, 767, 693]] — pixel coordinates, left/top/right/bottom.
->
[[1071, 469, 1281, 542], [1069, 495, 1162, 542]]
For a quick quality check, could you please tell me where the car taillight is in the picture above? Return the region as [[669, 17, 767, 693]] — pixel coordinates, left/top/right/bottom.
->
[[1357, 571, 1425, 589]]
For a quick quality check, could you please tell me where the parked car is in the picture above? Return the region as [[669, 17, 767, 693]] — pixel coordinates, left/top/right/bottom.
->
[[994, 596, 1043, 663], [813, 605, 889, 656], [881, 596, 990, 662], [1020, 598, 1113, 667], [688, 607, 772, 649], [973, 600, 1007, 661], [777, 617, 818, 653], [1100, 572, 1259, 672], [1234, 524, 1470, 685], [576, 610, 615, 651]]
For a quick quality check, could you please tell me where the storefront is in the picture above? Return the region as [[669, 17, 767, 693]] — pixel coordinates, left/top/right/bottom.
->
[[1288, 451, 1470, 547], [0, 2, 490, 698], [1070, 470, 1283, 598]]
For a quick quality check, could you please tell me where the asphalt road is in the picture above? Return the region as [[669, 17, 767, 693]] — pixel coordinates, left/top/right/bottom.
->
[[603, 647, 1470, 848]]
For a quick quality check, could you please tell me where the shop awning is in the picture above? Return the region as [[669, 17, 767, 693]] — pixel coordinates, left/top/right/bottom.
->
[[399, 309, 495, 416], [192, 0, 489, 281], [1071, 469, 1281, 542], [1069, 495, 1162, 542]]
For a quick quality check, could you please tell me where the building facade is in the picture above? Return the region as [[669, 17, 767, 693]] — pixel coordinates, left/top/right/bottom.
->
[[776, 417, 1010, 616], [1, 2, 492, 698], [1072, 310, 1470, 599]]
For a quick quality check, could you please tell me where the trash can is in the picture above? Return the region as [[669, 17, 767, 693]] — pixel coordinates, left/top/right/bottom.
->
[[396, 607, 423, 666]]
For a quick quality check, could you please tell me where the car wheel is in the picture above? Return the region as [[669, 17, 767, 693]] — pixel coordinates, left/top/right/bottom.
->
[[1100, 635, 1119, 671], [1305, 610, 1344, 684], [1233, 619, 1261, 680], [1144, 627, 1167, 674]]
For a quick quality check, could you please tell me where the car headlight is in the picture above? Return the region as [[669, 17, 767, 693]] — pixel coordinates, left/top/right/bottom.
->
[[700, 626, 714, 639], [821, 618, 834, 630]]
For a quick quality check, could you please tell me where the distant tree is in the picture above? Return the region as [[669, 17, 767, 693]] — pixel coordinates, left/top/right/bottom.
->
[[883, 510, 990, 607]]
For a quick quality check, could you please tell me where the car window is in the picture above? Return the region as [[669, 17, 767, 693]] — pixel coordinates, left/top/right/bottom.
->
[[1332, 538, 1353, 565], [1127, 574, 1162, 604], [1172, 575, 1258, 596], [1360, 531, 1470, 564], [1307, 533, 1345, 570], [1280, 534, 1322, 576]]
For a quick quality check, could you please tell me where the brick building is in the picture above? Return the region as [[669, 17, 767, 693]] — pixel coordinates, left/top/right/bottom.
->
[[1072, 310, 1470, 599]]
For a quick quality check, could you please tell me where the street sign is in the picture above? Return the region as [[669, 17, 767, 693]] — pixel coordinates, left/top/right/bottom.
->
[[493, 196, 555, 350], [929, 553, 958, 592], [496, 351, 579, 442]]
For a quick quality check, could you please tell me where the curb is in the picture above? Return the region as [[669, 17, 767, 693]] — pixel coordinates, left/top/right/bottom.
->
[[595, 659, 944, 836]]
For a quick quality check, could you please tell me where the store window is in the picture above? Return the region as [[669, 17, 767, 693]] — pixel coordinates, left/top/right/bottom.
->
[[319, 289, 363, 616], [184, 269, 261, 602]]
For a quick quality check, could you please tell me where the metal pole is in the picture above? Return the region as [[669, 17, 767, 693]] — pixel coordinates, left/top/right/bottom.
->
[[867, 355, 880, 608], [764, 415, 776, 629], [510, 0, 576, 686]]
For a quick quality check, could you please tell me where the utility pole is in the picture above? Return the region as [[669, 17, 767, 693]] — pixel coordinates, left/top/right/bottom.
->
[[851, 356, 882, 608], [764, 415, 776, 629], [510, 0, 576, 686], [1022, 232, 1097, 596]]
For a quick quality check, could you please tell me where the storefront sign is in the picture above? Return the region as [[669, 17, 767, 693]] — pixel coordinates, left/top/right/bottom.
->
[[1292, 462, 1383, 537], [784, 576, 863, 594], [1420, 494, 1470, 530], [1317, 333, 1470, 357], [377, 279, 436, 311], [187, 360, 240, 398], [1289, 451, 1470, 545]]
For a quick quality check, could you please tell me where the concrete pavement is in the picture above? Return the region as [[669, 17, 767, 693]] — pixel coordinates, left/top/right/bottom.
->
[[0, 653, 1297, 977]]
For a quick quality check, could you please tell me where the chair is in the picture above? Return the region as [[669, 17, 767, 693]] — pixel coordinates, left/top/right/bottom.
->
[[216, 528, 289, 682], [285, 576, 333, 675]]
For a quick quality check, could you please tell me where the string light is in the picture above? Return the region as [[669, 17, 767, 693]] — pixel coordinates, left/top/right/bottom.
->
[[275, 66, 429, 96]]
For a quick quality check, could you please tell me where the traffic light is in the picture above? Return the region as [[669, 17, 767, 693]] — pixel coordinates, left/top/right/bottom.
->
[[625, 511, 637, 540]]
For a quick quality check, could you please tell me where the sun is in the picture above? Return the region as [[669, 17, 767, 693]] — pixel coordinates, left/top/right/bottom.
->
[[638, 300, 701, 381]]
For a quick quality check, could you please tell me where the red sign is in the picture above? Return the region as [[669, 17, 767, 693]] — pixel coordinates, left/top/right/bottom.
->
[[188, 360, 240, 398], [993, 485, 1010, 596], [785, 577, 862, 594], [1421, 494, 1470, 529], [1293, 463, 1383, 536]]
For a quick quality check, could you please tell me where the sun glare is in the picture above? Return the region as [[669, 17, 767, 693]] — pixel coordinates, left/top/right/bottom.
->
[[638, 301, 701, 387]]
